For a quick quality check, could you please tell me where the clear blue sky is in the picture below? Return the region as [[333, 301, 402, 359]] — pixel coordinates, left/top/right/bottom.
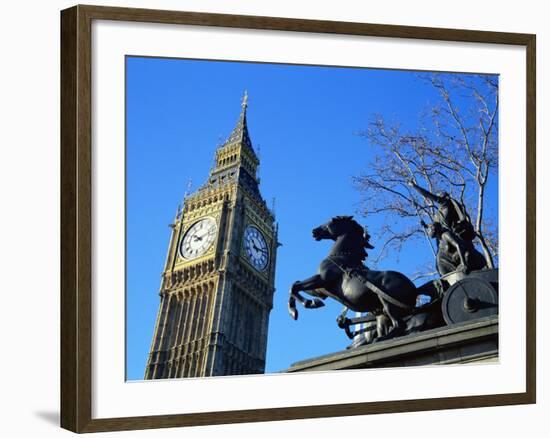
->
[[126, 56, 498, 379]]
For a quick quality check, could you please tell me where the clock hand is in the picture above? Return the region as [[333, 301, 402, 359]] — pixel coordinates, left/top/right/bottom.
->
[[256, 241, 268, 253], [197, 229, 213, 239], [253, 244, 266, 257]]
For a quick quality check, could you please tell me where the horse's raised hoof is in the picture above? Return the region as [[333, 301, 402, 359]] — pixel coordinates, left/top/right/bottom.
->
[[304, 298, 325, 309], [312, 298, 325, 308], [288, 306, 299, 320]]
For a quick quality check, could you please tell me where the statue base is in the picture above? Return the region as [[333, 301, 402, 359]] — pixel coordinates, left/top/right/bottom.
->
[[285, 315, 498, 372]]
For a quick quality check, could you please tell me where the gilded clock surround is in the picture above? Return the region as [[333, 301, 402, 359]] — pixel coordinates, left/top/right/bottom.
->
[[145, 92, 278, 379]]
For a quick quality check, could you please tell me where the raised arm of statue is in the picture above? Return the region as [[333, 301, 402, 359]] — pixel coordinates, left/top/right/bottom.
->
[[408, 180, 445, 204]]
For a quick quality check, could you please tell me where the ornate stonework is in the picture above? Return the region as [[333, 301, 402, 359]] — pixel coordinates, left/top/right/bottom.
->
[[145, 93, 278, 379]]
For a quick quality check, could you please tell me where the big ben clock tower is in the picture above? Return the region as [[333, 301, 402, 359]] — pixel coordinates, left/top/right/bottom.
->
[[145, 92, 278, 379]]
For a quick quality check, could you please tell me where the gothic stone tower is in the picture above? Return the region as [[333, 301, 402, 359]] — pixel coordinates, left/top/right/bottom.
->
[[145, 93, 278, 379]]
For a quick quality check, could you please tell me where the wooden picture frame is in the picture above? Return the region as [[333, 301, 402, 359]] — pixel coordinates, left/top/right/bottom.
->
[[61, 4, 536, 433]]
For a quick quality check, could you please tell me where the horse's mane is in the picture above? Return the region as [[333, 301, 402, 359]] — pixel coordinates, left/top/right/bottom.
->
[[334, 215, 364, 235], [333, 215, 374, 251]]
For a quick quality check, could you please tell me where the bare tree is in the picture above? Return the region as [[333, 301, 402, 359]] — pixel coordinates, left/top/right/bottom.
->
[[354, 73, 498, 274]]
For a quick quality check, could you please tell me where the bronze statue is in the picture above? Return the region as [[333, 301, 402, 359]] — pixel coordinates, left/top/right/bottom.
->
[[408, 180, 476, 241], [288, 216, 432, 340], [288, 215, 497, 348], [423, 221, 487, 276]]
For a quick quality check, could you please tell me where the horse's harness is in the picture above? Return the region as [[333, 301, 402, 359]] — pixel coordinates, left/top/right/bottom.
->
[[327, 255, 414, 311]]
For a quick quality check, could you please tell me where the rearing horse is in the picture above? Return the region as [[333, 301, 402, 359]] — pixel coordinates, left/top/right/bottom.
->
[[289, 216, 421, 338]]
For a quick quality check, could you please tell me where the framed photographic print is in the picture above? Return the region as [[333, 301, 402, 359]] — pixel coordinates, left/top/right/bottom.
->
[[60, 4, 536, 433]]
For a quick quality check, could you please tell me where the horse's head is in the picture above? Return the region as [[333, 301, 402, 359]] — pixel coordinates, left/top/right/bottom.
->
[[312, 216, 369, 244]]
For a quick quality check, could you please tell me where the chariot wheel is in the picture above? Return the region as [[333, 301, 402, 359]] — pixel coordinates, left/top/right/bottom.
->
[[442, 277, 498, 325]]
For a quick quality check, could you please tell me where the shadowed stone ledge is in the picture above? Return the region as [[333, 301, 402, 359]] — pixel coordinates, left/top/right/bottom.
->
[[285, 315, 498, 372]]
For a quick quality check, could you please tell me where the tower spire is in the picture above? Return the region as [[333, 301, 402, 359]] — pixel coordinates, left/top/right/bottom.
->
[[222, 90, 254, 152], [242, 89, 248, 110]]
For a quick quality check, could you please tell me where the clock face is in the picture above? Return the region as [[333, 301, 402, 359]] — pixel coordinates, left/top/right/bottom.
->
[[243, 225, 269, 271], [179, 217, 217, 260]]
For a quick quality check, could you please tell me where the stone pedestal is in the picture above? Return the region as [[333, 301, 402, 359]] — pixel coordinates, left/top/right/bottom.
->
[[285, 315, 498, 372]]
